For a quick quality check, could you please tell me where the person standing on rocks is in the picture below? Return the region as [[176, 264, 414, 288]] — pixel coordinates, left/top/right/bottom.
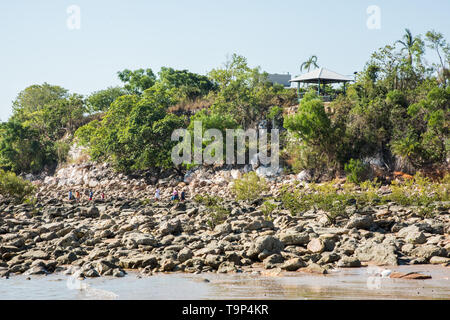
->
[[171, 189, 179, 201], [155, 188, 161, 201], [89, 190, 94, 201], [180, 189, 186, 201], [101, 192, 105, 200], [69, 190, 73, 201], [76, 191, 80, 201]]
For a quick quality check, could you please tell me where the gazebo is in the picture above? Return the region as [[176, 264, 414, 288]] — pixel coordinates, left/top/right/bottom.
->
[[289, 67, 353, 101]]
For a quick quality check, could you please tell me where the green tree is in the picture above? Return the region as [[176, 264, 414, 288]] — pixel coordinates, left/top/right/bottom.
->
[[426, 30, 449, 86], [0, 169, 35, 203], [396, 28, 420, 66], [76, 90, 185, 172], [87, 86, 127, 113], [117, 68, 156, 94], [0, 121, 50, 173], [1, 84, 87, 173], [159, 67, 217, 101], [300, 55, 319, 72], [209, 54, 289, 128]]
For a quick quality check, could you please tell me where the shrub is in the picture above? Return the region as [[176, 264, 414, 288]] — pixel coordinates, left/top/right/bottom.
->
[[358, 179, 383, 206], [280, 181, 357, 223], [344, 159, 369, 184], [206, 206, 229, 230], [388, 173, 449, 217], [231, 172, 268, 201], [193, 194, 222, 206], [260, 199, 277, 221], [193, 194, 229, 229], [280, 186, 311, 216], [0, 170, 35, 203]]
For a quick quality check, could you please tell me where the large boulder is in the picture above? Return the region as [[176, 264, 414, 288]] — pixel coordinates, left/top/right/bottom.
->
[[159, 219, 182, 236], [410, 244, 447, 261], [307, 238, 325, 253], [246, 235, 284, 260], [345, 214, 373, 230], [56, 232, 79, 248], [123, 233, 157, 248], [263, 254, 284, 269], [118, 255, 158, 269], [22, 250, 50, 260], [279, 230, 310, 246], [177, 248, 193, 263], [80, 206, 100, 218], [355, 242, 398, 266], [281, 258, 306, 271], [337, 256, 361, 268]]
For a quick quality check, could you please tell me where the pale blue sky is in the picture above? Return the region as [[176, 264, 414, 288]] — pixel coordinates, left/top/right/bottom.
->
[[1, 0, 449, 121]]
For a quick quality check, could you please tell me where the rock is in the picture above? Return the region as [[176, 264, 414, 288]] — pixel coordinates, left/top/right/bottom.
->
[[81, 206, 100, 218], [119, 255, 158, 269], [84, 268, 100, 278], [296, 170, 311, 182], [56, 232, 79, 248], [307, 238, 325, 253], [214, 223, 232, 235], [410, 245, 447, 261], [429, 256, 450, 265], [22, 250, 50, 260], [405, 231, 427, 244], [113, 269, 125, 277], [397, 225, 419, 238], [355, 242, 398, 266], [205, 254, 224, 269], [217, 261, 236, 273], [318, 252, 341, 264], [345, 214, 373, 230], [397, 225, 427, 244], [159, 219, 182, 236], [401, 243, 415, 255], [96, 260, 117, 275], [161, 259, 176, 272], [177, 248, 193, 263], [24, 266, 48, 276], [56, 252, 77, 264], [389, 272, 432, 280], [313, 227, 349, 235], [123, 233, 157, 248], [246, 235, 284, 260], [320, 236, 336, 252], [337, 256, 361, 268], [281, 258, 306, 271], [279, 231, 310, 246], [301, 263, 328, 274], [263, 254, 284, 269]]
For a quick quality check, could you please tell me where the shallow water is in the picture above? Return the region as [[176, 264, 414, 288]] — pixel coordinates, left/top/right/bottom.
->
[[0, 265, 449, 300]]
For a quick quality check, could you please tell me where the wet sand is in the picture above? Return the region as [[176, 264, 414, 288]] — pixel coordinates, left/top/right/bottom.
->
[[0, 265, 449, 300]]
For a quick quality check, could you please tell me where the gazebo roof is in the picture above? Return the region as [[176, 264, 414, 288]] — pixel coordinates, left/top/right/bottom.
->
[[290, 67, 352, 84]]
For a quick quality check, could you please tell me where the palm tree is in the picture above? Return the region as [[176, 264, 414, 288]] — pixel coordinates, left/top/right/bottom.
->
[[300, 55, 319, 73], [396, 28, 418, 65]]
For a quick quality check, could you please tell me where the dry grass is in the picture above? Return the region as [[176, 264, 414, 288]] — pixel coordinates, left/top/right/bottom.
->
[[168, 97, 214, 114]]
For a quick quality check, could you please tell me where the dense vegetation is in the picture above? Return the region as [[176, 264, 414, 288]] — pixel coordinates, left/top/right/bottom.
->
[[0, 29, 448, 183], [284, 29, 449, 179]]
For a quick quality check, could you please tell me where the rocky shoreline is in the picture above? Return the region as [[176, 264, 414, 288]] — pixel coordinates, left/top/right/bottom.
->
[[1, 163, 449, 279]]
